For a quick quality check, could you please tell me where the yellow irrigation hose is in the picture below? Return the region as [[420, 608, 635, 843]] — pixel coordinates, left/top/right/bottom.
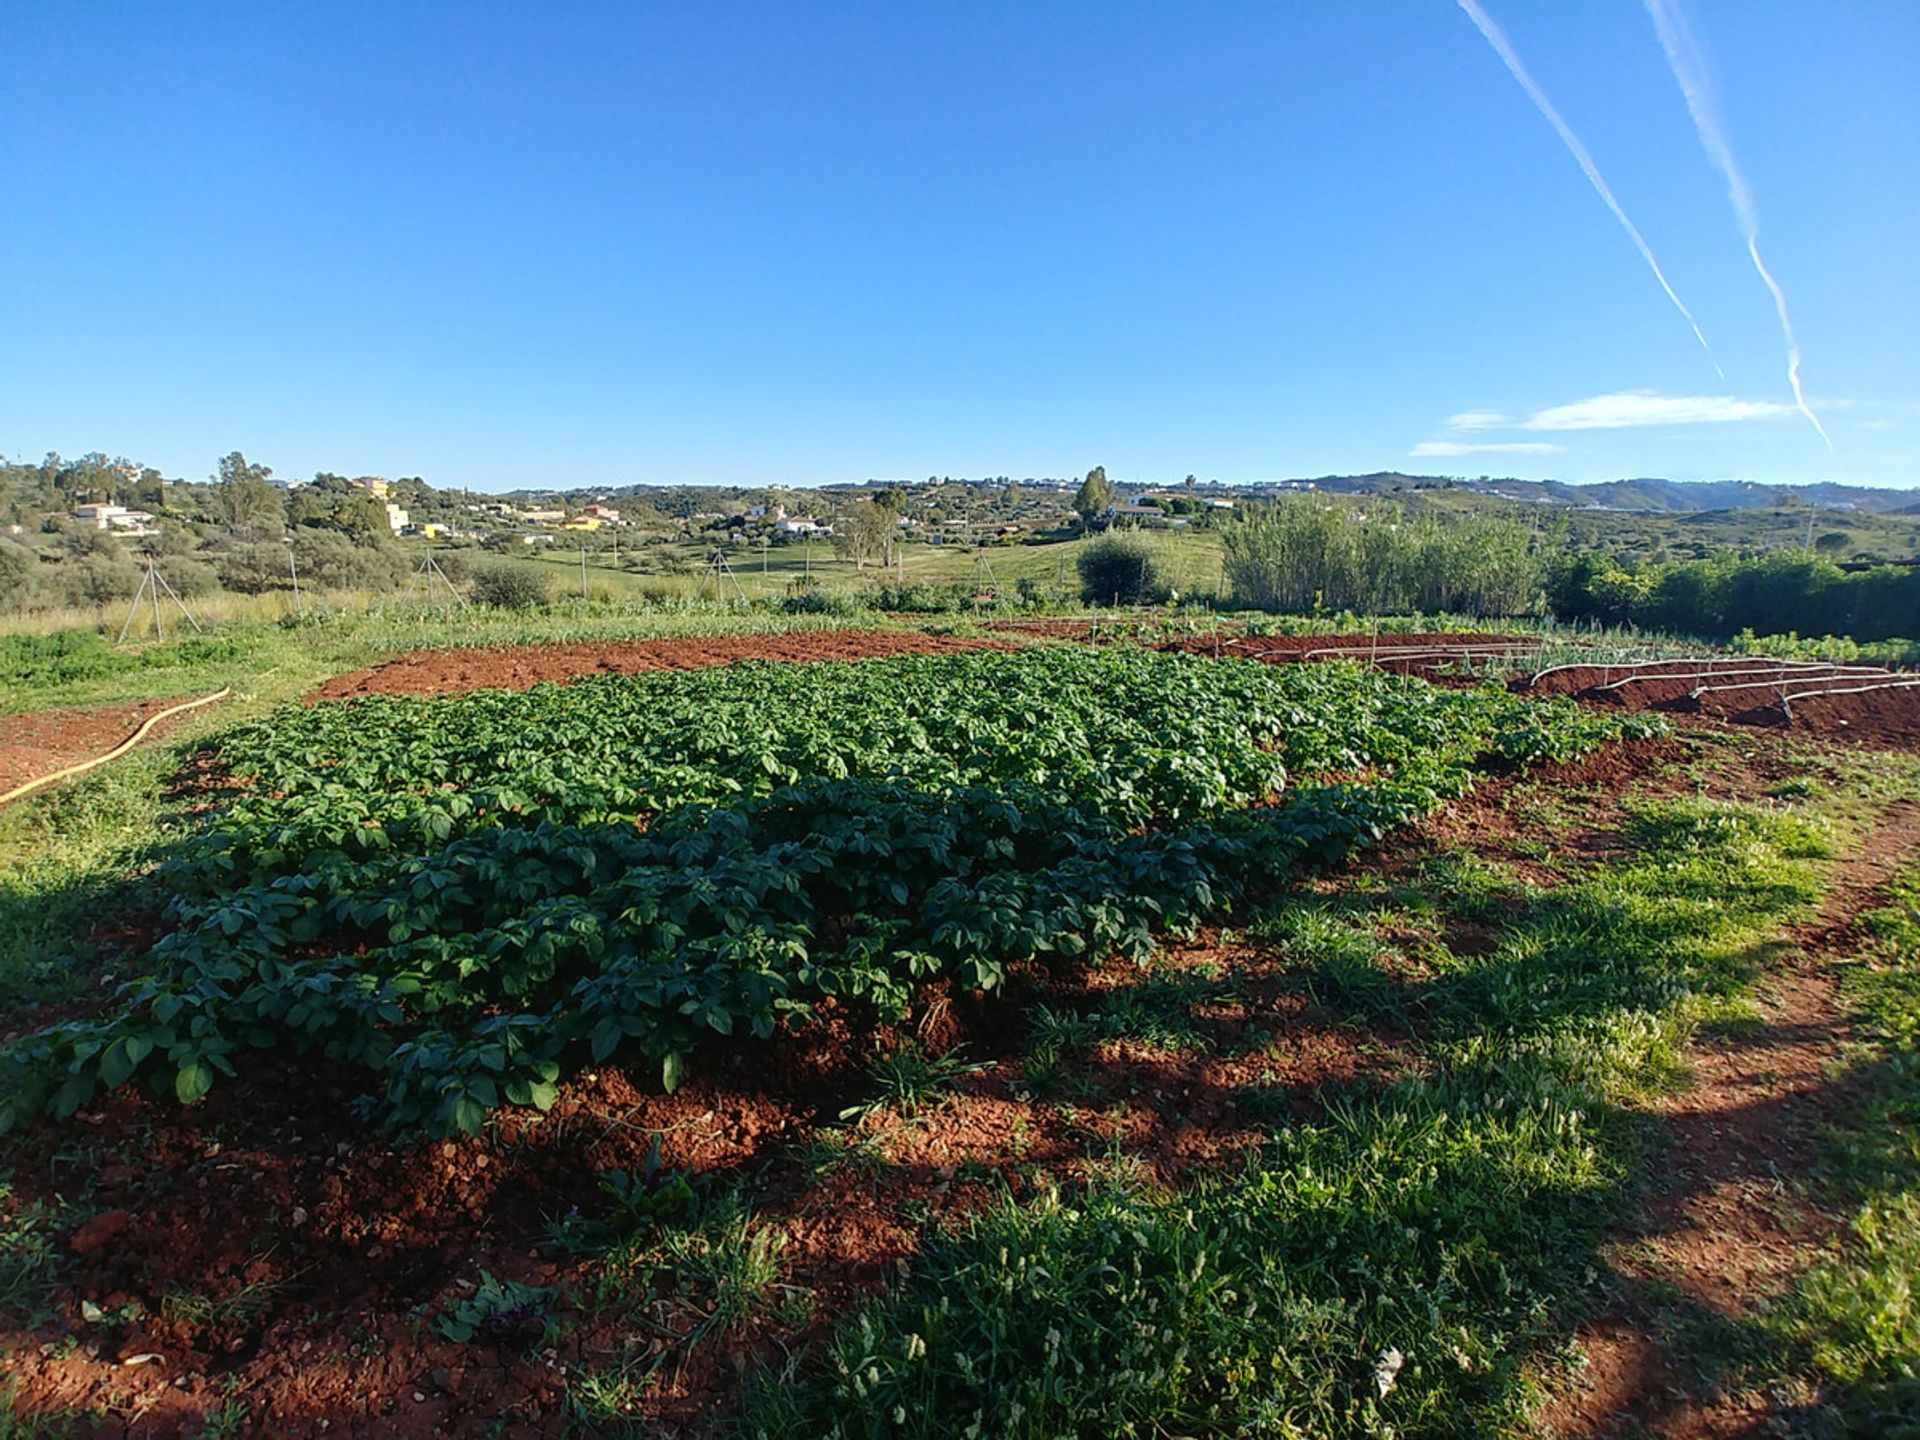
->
[[0, 687, 232, 808]]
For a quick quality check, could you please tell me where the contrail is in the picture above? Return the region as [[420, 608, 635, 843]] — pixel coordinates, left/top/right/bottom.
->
[[1455, 0, 1719, 373], [1643, 0, 1830, 448]]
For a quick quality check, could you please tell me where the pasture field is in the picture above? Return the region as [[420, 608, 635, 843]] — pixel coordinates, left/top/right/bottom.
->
[[0, 623, 1916, 1437]]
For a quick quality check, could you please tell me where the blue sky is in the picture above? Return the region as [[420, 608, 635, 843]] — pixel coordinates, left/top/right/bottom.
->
[[3, 1, 1915, 492]]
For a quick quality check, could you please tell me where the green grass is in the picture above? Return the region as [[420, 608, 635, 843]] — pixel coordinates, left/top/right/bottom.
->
[[739, 794, 1834, 1437], [0, 1178, 60, 1327], [0, 751, 185, 1010]]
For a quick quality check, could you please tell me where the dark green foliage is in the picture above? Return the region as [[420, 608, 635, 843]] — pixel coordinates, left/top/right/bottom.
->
[[1547, 550, 1920, 642], [471, 561, 549, 609], [1076, 534, 1164, 605], [0, 540, 36, 605]]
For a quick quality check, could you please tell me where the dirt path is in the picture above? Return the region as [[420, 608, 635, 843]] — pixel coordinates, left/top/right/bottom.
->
[[1541, 797, 1920, 1437]]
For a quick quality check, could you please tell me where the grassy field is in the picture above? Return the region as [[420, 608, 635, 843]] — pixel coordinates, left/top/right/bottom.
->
[[1, 617, 1917, 1435], [502, 527, 1230, 603]]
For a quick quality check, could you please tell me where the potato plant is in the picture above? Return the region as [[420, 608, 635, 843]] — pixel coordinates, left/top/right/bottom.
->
[[0, 649, 1658, 1135]]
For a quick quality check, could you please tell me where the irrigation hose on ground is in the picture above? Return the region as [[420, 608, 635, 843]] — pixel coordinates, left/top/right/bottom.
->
[[0, 687, 232, 808]]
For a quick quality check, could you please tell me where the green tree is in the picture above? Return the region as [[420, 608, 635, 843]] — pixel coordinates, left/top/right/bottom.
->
[[833, 501, 896, 569], [1074, 467, 1114, 528], [213, 452, 285, 537], [1076, 533, 1165, 605], [334, 489, 391, 538]]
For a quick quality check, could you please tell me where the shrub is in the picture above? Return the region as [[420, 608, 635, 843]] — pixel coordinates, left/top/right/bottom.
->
[[59, 551, 143, 606], [782, 581, 861, 616], [291, 531, 410, 592], [214, 543, 295, 595], [158, 556, 219, 598], [471, 561, 549, 609], [1076, 534, 1164, 605], [0, 541, 36, 605]]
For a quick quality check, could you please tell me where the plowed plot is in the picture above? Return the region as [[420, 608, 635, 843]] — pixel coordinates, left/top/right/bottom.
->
[[1, 648, 1657, 1438], [1159, 629, 1544, 680], [0, 694, 204, 795], [310, 628, 1011, 700], [1528, 660, 1920, 749]]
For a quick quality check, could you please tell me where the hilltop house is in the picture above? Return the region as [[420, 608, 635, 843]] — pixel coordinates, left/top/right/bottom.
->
[[71, 503, 156, 535]]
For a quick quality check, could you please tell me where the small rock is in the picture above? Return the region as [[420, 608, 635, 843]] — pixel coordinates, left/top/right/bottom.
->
[[430, 1366, 458, 1393], [413, 1391, 428, 1403], [291, 1206, 309, 1226]]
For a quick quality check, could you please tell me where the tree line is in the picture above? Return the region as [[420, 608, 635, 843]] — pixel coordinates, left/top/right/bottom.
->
[[1548, 550, 1920, 643]]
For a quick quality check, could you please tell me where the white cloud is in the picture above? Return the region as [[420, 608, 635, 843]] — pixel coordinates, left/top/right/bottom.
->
[[1445, 410, 1511, 431], [1410, 441, 1565, 457], [1519, 390, 1796, 431]]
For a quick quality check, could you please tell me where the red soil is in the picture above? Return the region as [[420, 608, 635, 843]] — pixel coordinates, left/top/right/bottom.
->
[[0, 696, 207, 798], [308, 629, 1014, 701], [1527, 663, 1920, 749], [0, 941, 1396, 1438]]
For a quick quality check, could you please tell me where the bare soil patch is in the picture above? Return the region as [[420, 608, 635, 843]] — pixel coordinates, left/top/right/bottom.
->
[[0, 696, 207, 798], [309, 629, 1015, 702], [1527, 663, 1920, 751]]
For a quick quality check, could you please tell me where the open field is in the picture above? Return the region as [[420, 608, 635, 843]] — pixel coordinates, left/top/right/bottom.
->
[[1, 620, 1918, 1437]]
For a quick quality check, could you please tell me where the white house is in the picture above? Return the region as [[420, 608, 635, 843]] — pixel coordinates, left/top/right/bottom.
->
[[72, 503, 156, 535]]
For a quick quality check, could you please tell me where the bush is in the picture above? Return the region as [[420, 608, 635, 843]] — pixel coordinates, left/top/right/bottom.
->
[[158, 556, 219, 598], [214, 543, 296, 595], [288, 530, 411, 592], [60, 551, 143, 606], [471, 562, 549, 609], [1077, 535, 1164, 606], [782, 581, 861, 616], [1546, 551, 1920, 643], [430, 549, 474, 586], [0, 540, 37, 605]]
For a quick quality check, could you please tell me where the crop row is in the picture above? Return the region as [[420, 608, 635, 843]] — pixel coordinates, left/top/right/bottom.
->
[[1, 650, 1660, 1134]]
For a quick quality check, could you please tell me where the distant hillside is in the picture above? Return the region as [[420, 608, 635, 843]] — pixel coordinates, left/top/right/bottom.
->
[[1263, 474, 1919, 515]]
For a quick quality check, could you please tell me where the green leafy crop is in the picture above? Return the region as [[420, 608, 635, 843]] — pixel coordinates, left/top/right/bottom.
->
[[0, 649, 1655, 1136]]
